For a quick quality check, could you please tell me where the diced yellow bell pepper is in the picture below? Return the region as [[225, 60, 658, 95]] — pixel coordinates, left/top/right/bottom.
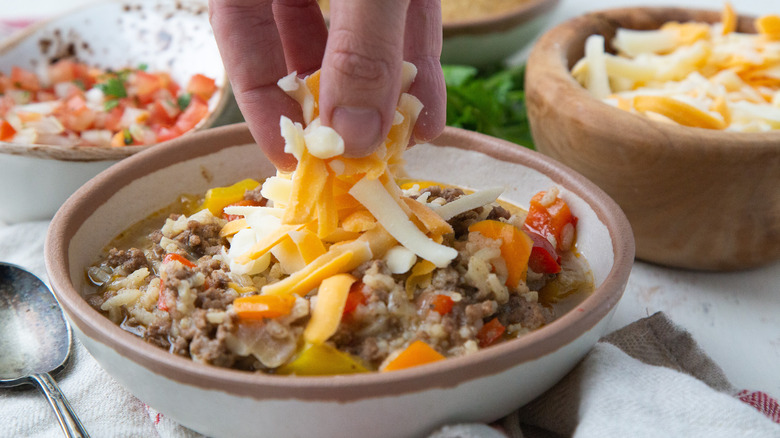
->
[[275, 342, 369, 376], [200, 178, 260, 216]]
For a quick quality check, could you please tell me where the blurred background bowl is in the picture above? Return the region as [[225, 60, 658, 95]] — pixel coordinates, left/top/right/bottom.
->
[[45, 123, 633, 438], [525, 7, 780, 271], [441, 0, 560, 67], [0, 0, 240, 224], [318, 0, 560, 67]]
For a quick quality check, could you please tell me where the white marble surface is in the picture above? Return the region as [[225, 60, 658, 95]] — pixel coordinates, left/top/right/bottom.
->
[[3, 0, 779, 402]]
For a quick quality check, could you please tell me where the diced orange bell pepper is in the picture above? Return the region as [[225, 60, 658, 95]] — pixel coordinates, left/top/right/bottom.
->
[[431, 294, 454, 315], [382, 340, 445, 372], [468, 220, 533, 288], [523, 191, 578, 252], [233, 294, 296, 321]]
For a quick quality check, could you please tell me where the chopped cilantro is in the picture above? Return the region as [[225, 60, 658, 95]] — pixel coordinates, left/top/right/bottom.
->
[[97, 77, 127, 98], [443, 63, 534, 149], [177, 93, 192, 111], [72, 79, 86, 90], [138, 63, 148, 71]]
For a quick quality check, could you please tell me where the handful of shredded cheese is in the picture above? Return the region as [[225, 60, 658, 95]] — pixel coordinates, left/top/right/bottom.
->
[[220, 63, 502, 344], [572, 3, 780, 132]]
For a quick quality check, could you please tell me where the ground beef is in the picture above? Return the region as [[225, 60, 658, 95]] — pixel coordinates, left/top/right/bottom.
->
[[464, 300, 498, 327], [496, 294, 552, 330], [486, 204, 511, 221], [420, 186, 466, 203], [188, 309, 237, 367], [243, 186, 268, 205], [174, 220, 224, 257], [144, 317, 173, 351], [449, 208, 483, 238], [105, 247, 148, 273]]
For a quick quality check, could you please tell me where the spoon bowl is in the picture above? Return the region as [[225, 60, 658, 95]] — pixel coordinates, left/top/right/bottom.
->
[[0, 262, 89, 437]]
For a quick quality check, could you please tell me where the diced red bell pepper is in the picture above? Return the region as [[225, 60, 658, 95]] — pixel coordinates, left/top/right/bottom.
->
[[162, 253, 196, 268], [524, 229, 561, 274], [342, 281, 369, 317], [477, 317, 506, 348]]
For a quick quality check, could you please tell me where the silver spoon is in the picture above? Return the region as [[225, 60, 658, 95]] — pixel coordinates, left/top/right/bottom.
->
[[0, 262, 90, 438]]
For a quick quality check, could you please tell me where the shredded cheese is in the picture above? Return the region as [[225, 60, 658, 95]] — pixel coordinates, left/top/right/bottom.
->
[[574, 4, 780, 132]]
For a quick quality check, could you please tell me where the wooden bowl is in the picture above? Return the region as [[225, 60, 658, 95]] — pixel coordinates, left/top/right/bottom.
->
[[45, 124, 633, 438], [525, 7, 780, 271]]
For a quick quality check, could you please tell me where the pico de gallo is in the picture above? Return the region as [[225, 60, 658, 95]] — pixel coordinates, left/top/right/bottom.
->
[[0, 59, 218, 147]]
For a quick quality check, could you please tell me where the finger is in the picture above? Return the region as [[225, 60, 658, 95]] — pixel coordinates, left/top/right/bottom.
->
[[319, 0, 411, 157], [404, 0, 446, 144], [209, 0, 298, 170], [272, 0, 328, 75]]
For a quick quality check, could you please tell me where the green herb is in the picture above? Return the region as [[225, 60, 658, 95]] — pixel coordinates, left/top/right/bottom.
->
[[138, 63, 148, 71], [104, 99, 120, 111], [122, 128, 133, 145], [72, 79, 86, 90], [177, 93, 192, 111], [443, 64, 534, 149], [97, 77, 127, 98]]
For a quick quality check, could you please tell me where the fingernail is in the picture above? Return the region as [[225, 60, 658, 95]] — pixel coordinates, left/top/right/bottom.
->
[[331, 106, 382, 157]]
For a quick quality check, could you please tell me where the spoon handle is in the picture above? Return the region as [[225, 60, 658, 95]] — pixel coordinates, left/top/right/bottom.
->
[[31, 373, 90, 438]]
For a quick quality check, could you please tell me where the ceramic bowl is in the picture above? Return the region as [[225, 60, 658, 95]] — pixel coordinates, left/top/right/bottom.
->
[[525, 7, 780, 271], [45, 123, 633, 438], [0, 0, 240, 224]]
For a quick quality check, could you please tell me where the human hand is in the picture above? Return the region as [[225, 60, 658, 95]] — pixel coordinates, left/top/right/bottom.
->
[[209, 0, 446, 171]]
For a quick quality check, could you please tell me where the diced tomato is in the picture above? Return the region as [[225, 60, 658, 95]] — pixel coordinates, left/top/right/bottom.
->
[[162, 253, 197, 268], [342, 281, 369, 317], [0, 120, 16, 141], [431, 294, 455, 315], [48, 59, 77, 83], [221, 199, 266, 221], [174, 96, 208, 133], [133, 71, 162, 104], [148, 99, 180, 127], [154, 125, 182, 142], [186, 74, 217, 101], [156, 72, 180, 97], [11, 66, 41, 91], [95, 106, 124, 131], [0, 95, 15, 117], [524, 229, 561, 274], [36, 90, 57, 102], [0, 74, 12, 93], [59, 95, 96, 131], [477, 317, 506, 348]]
